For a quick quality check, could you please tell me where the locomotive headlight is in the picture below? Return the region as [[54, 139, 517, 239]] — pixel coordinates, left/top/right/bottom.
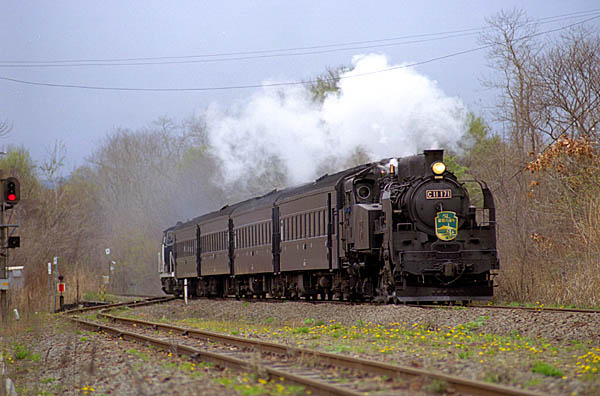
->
[[431, 161, 446, 175]]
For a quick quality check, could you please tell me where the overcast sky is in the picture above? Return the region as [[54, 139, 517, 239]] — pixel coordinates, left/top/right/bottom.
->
[[1, 1, 598, 172]]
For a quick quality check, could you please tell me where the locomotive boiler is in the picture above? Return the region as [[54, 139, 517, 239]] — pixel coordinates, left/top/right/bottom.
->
[[159, 149, 498, 302]]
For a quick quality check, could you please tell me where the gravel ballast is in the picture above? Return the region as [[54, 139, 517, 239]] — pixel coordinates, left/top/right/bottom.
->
[[126, 299, 600, 396]]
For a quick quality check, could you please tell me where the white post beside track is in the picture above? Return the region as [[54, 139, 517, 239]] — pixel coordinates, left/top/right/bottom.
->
[[184, 279, 188, 305]]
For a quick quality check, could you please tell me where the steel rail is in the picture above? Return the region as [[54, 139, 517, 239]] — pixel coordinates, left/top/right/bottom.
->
[[62, 296, 174, 315], [98, 310, 544, 396], [410, 303, 600, 314], [71, 317, 364, 396]]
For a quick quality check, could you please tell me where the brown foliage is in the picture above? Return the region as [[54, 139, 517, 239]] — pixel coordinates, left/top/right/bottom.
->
[[481, 10, 600, 305]]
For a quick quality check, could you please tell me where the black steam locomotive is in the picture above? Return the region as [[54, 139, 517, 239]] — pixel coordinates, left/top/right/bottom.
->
[[159, 150, 498, 302]]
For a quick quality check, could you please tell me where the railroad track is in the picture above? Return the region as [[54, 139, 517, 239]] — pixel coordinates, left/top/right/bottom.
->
[[66, 297, 545, 396], [409, 303, 600, 314], [183, 295, 600, 315]]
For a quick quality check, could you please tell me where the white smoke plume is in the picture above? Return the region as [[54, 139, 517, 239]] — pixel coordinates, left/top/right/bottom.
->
[[207, 53, 468, 186]]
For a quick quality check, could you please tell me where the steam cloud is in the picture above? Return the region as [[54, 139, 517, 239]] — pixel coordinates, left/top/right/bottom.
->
[[207, 53, 468, 186]]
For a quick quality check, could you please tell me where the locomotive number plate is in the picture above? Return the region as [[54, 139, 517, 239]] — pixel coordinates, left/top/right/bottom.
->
[[426, 189, 452, 199]]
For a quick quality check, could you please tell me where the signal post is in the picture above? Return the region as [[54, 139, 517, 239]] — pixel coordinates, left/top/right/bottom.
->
[[0, 174, 20, 322]]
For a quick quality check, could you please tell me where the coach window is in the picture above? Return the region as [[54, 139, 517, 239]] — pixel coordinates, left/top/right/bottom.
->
[[301, 214, 306, 238], [258, 223, 262, 246], [305, 213, 309, 238], [317, 211, 321, 236], [291, 217, 295, 240], [267, 222, 271, 244]]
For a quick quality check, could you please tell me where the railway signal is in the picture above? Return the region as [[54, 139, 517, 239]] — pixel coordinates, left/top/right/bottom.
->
[[58, 275, 65, 311], [2, 177, 19, 205], [7, 236, 19, 249]]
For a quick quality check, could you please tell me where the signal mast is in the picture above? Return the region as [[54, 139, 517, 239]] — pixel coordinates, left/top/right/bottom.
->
[[0, 175, 20, 322]]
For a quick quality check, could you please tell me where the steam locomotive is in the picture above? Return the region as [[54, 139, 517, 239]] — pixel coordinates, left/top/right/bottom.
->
[[158, 150, 498, 302]]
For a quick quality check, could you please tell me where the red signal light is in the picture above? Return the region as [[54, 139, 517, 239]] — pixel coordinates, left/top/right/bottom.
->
[[7, 193, 16, 201]]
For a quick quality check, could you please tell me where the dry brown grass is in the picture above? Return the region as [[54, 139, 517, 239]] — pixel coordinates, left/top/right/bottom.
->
[[7, 268, 100, 314]]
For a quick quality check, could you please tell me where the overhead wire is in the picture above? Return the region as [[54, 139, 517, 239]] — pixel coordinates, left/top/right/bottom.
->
[[0, 13, 598, 92], [0, 8, 598, 68]]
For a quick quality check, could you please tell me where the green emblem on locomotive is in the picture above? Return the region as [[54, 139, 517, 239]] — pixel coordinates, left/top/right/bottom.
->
[[435, 211, 458, 241]]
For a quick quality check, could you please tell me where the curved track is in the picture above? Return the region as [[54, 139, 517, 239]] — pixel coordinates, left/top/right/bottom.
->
[[66, 297, 545, 396]]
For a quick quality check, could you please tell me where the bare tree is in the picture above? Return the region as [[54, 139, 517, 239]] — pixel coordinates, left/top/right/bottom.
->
[[481, 9, 541, 156], [481, 9, 600, 304]]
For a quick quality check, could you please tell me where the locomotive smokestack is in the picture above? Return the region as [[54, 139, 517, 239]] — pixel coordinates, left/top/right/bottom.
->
[[396, 149, 445, 178], [423, 149, 444, 165]]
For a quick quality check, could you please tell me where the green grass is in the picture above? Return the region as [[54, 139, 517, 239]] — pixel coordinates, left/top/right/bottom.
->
[[126, 348, 149, 361], [484, 372, 499, 383], [13, 344, 40, 361], [531, 361, 564, 377], [464, 316, 488, 332], [426, 379, 449, 393]]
